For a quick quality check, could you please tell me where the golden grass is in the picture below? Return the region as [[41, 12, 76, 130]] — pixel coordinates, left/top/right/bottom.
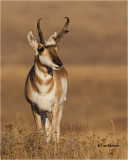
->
[[1, 121, 127, 159]]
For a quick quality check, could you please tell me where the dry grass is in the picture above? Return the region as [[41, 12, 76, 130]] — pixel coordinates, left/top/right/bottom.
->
[[1, 121, 127, 159]]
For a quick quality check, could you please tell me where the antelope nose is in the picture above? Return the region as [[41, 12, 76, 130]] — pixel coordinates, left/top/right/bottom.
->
[[57, 61, 63, 68]]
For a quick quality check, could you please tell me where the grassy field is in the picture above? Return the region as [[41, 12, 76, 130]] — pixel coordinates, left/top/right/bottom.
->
[[1, 65, 127, 159], [1, 121, 127, 159]]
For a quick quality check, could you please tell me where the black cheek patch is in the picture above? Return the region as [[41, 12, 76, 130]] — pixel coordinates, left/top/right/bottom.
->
[[49, 48, 63, 67]]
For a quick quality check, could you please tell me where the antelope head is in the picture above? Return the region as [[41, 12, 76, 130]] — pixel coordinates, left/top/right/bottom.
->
[[28, 17, 70, 70]]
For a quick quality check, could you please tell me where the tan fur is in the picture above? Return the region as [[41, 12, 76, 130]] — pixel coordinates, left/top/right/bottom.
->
[[34, 73, 43, 85], [45, 77, 53, 85], [25, 65, 67, 102], [49, 47, 58, 58], [47, 79, 54, 93], [40, 48, 53, 62], [58, 67, 68, 80], [51, 104, 59, 134], [35, 55, 47, 74], [57, 104, 64, 135], [54, 71, 62, 102], [31, 78, 40, 93], [25, 76, 32, 101]]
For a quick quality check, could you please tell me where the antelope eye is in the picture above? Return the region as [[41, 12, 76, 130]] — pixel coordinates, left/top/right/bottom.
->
[[38, 47, 44, 53]]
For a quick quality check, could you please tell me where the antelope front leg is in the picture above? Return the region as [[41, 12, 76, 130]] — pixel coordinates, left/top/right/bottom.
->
[[41, 112, 51, 142], [31, 105, 43, 132], [51, 104, 59, 141], [56, 104, 64, 143]]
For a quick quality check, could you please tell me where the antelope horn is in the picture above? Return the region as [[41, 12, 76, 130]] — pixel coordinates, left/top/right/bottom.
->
[[37, 18, 45, 45], [54, 17, 70, 43]]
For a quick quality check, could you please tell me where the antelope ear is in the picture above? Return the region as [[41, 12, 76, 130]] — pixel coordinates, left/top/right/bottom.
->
[[48, 32, 57, 41], [27, 31, 38, 52], [45, 32, 57, 46]]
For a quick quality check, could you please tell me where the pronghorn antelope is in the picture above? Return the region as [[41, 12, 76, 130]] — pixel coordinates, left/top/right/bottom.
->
[[25, 17, 69, 142]]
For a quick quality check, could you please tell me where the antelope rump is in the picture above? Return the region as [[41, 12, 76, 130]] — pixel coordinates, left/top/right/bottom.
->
[[25, 17, 69, 142]]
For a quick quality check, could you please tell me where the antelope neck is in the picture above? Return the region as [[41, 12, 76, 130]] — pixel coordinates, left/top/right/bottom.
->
[[34, 55, 53, 77]]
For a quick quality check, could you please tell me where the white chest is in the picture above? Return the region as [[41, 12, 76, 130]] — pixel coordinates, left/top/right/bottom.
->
[[30, 64, 68, 112], [30, 77, 67, 112], [30, 80, 57, 112]]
